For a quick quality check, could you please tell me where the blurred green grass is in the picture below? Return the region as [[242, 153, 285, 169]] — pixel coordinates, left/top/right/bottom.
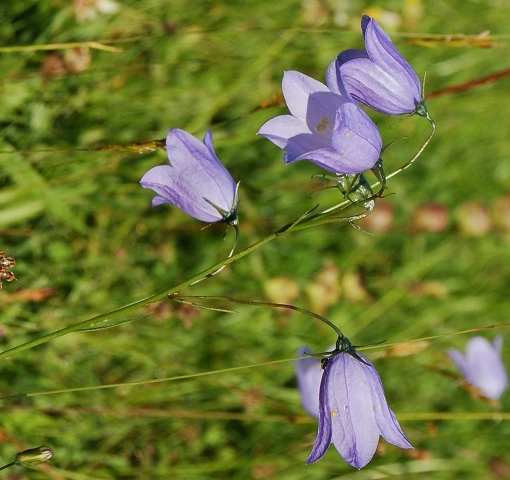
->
[[1, 0, 510, 478]]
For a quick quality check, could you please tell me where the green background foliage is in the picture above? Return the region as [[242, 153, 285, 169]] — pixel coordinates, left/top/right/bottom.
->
[[1, 0, 509, 477]]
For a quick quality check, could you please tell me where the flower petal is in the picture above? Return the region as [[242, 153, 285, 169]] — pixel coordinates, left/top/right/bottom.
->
[[141, 165, 223, 223], [493, 335, 504, 355], [357, 354, 413, 449], [307, 362, 333, 464], [340, 59, 417, 115], [282, 70, 335, 120], [337, 48, 369, 66], [362, 15, 421, 96], [167, 129, 236, 212], [258, 115, 324, 161], [332, 355, 380, 469], [335, 15, 423, 115], [330, 103, 381, 173], [447, 348, 470, 381]]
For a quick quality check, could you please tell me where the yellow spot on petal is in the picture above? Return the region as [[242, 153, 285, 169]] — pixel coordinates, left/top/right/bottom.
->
[[315, 117, 331, 134], [331, 410, 337, 417]]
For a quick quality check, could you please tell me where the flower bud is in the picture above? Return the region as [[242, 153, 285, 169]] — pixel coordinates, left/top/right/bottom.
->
[[14, 445, 54, 467]]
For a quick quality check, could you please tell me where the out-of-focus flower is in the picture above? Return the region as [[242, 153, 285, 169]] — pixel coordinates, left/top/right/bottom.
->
[[257, 70, 382, 175], [63, 47, 92, 74], [40, 54, 67, 78], [73, 0, 119, 22], [141, 129, 238, 224], [328, 15, 426, 116], [493, 195, 510, 233], [306, 263, 341, 315], [264, 276, 300, 306], [411, 203, 450, 233], [15, 445, 53, 467], [0, 250, 16, 289], [306, 338, 412, 469], [448, 336, 508, 400], [455, 202, 492, 237], [294, 346, 324, 418]]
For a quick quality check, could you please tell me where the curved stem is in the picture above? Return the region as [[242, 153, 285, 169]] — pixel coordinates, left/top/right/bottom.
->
[[190, 222, 240, 285], [171, 295, 346, 338], [386, 115, 436, 181]]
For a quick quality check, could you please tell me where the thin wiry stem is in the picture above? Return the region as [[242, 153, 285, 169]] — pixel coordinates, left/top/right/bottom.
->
[[170, 295, 346, 339], [386, 115, 436, 181], [0, 462, 15, 472], [190, 222, 239, 285]]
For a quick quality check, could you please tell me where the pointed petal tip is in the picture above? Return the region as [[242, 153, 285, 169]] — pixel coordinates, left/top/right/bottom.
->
[[306, 450, 323, 465]]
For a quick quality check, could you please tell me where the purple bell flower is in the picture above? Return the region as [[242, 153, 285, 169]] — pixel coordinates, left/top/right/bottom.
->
[[140, 128, 238, 224], [328, 15, 427, 116], [257, 70, 382, 175], [448, 336, 508, 400], [305, 341, 412, 469]]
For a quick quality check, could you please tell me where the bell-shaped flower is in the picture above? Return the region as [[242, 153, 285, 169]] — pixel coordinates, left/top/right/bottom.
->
[[140, 128, 238, 224], [448, 336, 508, 400], [328, 15, 426, 116], [257, 70, 382, 175], [307, 341, 412, 469]]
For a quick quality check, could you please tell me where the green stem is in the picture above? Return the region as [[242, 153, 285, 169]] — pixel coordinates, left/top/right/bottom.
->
[[1, 201, 350, 360], [0, 227, 284, 360], [172, 295, 346, 338], [0, 462, 15, 472]]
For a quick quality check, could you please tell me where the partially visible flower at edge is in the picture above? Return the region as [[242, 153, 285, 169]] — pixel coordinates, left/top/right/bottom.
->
[[448, 335, 508, 401], [257, 70, 382, 175], [328, 14, 427, 117], [304, 340, 412, 469], [140, 128, 239, 225]]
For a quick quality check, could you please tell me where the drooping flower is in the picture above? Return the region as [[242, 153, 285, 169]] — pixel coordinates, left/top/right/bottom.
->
[[140, 128, 238, 224], [306, 338, 412, 469], [328, 15, 427, 117], [257, 70, 382, 175], [448, 336, 508, 400]]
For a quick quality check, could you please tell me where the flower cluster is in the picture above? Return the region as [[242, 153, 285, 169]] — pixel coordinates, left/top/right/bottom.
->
[[138, 14, 428, 469], [140, 15, 429, 228], [258, 14, 429, 186], [138, 14, 506, 473]]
